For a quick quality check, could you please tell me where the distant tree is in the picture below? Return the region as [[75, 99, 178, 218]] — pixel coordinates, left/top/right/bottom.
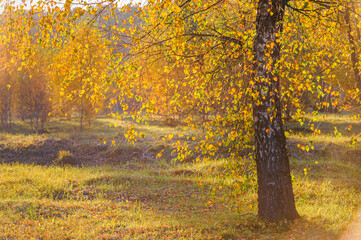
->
[[15, 51, 52, 133], [0, 46, 12, 130], [0, 3, 16, 130], [50, 24, 111, 130]]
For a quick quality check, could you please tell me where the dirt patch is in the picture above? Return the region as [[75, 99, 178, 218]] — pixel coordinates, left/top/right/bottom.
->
[[169, 169, 202, 176], [0, 139, 73, 166], [287, 139, 361, 168], [340, 208, 361, 240], [0, 138, 162, 167], [287, 140, 318, 159], [340, 149, 361, 167]]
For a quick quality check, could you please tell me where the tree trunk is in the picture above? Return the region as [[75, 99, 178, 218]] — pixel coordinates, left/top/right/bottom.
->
[[345, 2, 361, 89], [252, 0, 299, 222], [80, 111, 83, 130], [35, 114, 39, 134], [80, 100, 83, 131], [8, 87, 11, 129], [41, 115, 45, 131], [352, 2, 361, 41]]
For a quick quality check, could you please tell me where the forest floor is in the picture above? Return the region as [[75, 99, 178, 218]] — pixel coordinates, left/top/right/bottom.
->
[[0, 113, 360, 239]]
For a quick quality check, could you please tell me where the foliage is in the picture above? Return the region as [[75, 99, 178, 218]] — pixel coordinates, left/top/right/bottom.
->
[[50, 23, 112, 129]]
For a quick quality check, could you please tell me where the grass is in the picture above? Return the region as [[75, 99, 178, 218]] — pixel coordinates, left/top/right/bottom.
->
[[0, 114, 360, 239]]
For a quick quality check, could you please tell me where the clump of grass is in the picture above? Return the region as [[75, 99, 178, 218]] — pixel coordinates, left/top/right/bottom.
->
[[53, 150, 77, 166]]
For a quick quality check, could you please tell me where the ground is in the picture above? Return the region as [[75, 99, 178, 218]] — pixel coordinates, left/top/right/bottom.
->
[[0, 114, 360, 239], [341, 208, 361, 240]]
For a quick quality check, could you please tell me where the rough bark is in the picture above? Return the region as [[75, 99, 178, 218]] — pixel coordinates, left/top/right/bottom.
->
[[80, 108, 83, 131], [34, 112, 39, 134], [252, 0, 299, 222], [345, 2, 361, 89], [352, 2, 361, 41], [80, 97, 84, 131], [8, 87, 11, 129]]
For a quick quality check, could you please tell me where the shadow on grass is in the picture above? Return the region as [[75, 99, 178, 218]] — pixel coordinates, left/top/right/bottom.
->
[[0, 118, 176, 166], [285, 114, 361, 137], [77, 174, 338, 239], [0, 159, 344, 239], [0, 117, 124, 138], [0, 139, 163, 167]]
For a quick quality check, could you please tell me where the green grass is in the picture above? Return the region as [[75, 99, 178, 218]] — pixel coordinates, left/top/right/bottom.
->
[[0, 114, 359, 239]]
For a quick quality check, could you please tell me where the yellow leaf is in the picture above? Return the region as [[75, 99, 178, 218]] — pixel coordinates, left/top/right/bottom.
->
[[79, 90, 85, 97]]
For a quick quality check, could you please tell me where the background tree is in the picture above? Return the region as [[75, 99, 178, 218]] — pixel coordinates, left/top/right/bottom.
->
[[50, 24, 112, 130], [15, 48, 52, 133], [0, 46, 13, 130]]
